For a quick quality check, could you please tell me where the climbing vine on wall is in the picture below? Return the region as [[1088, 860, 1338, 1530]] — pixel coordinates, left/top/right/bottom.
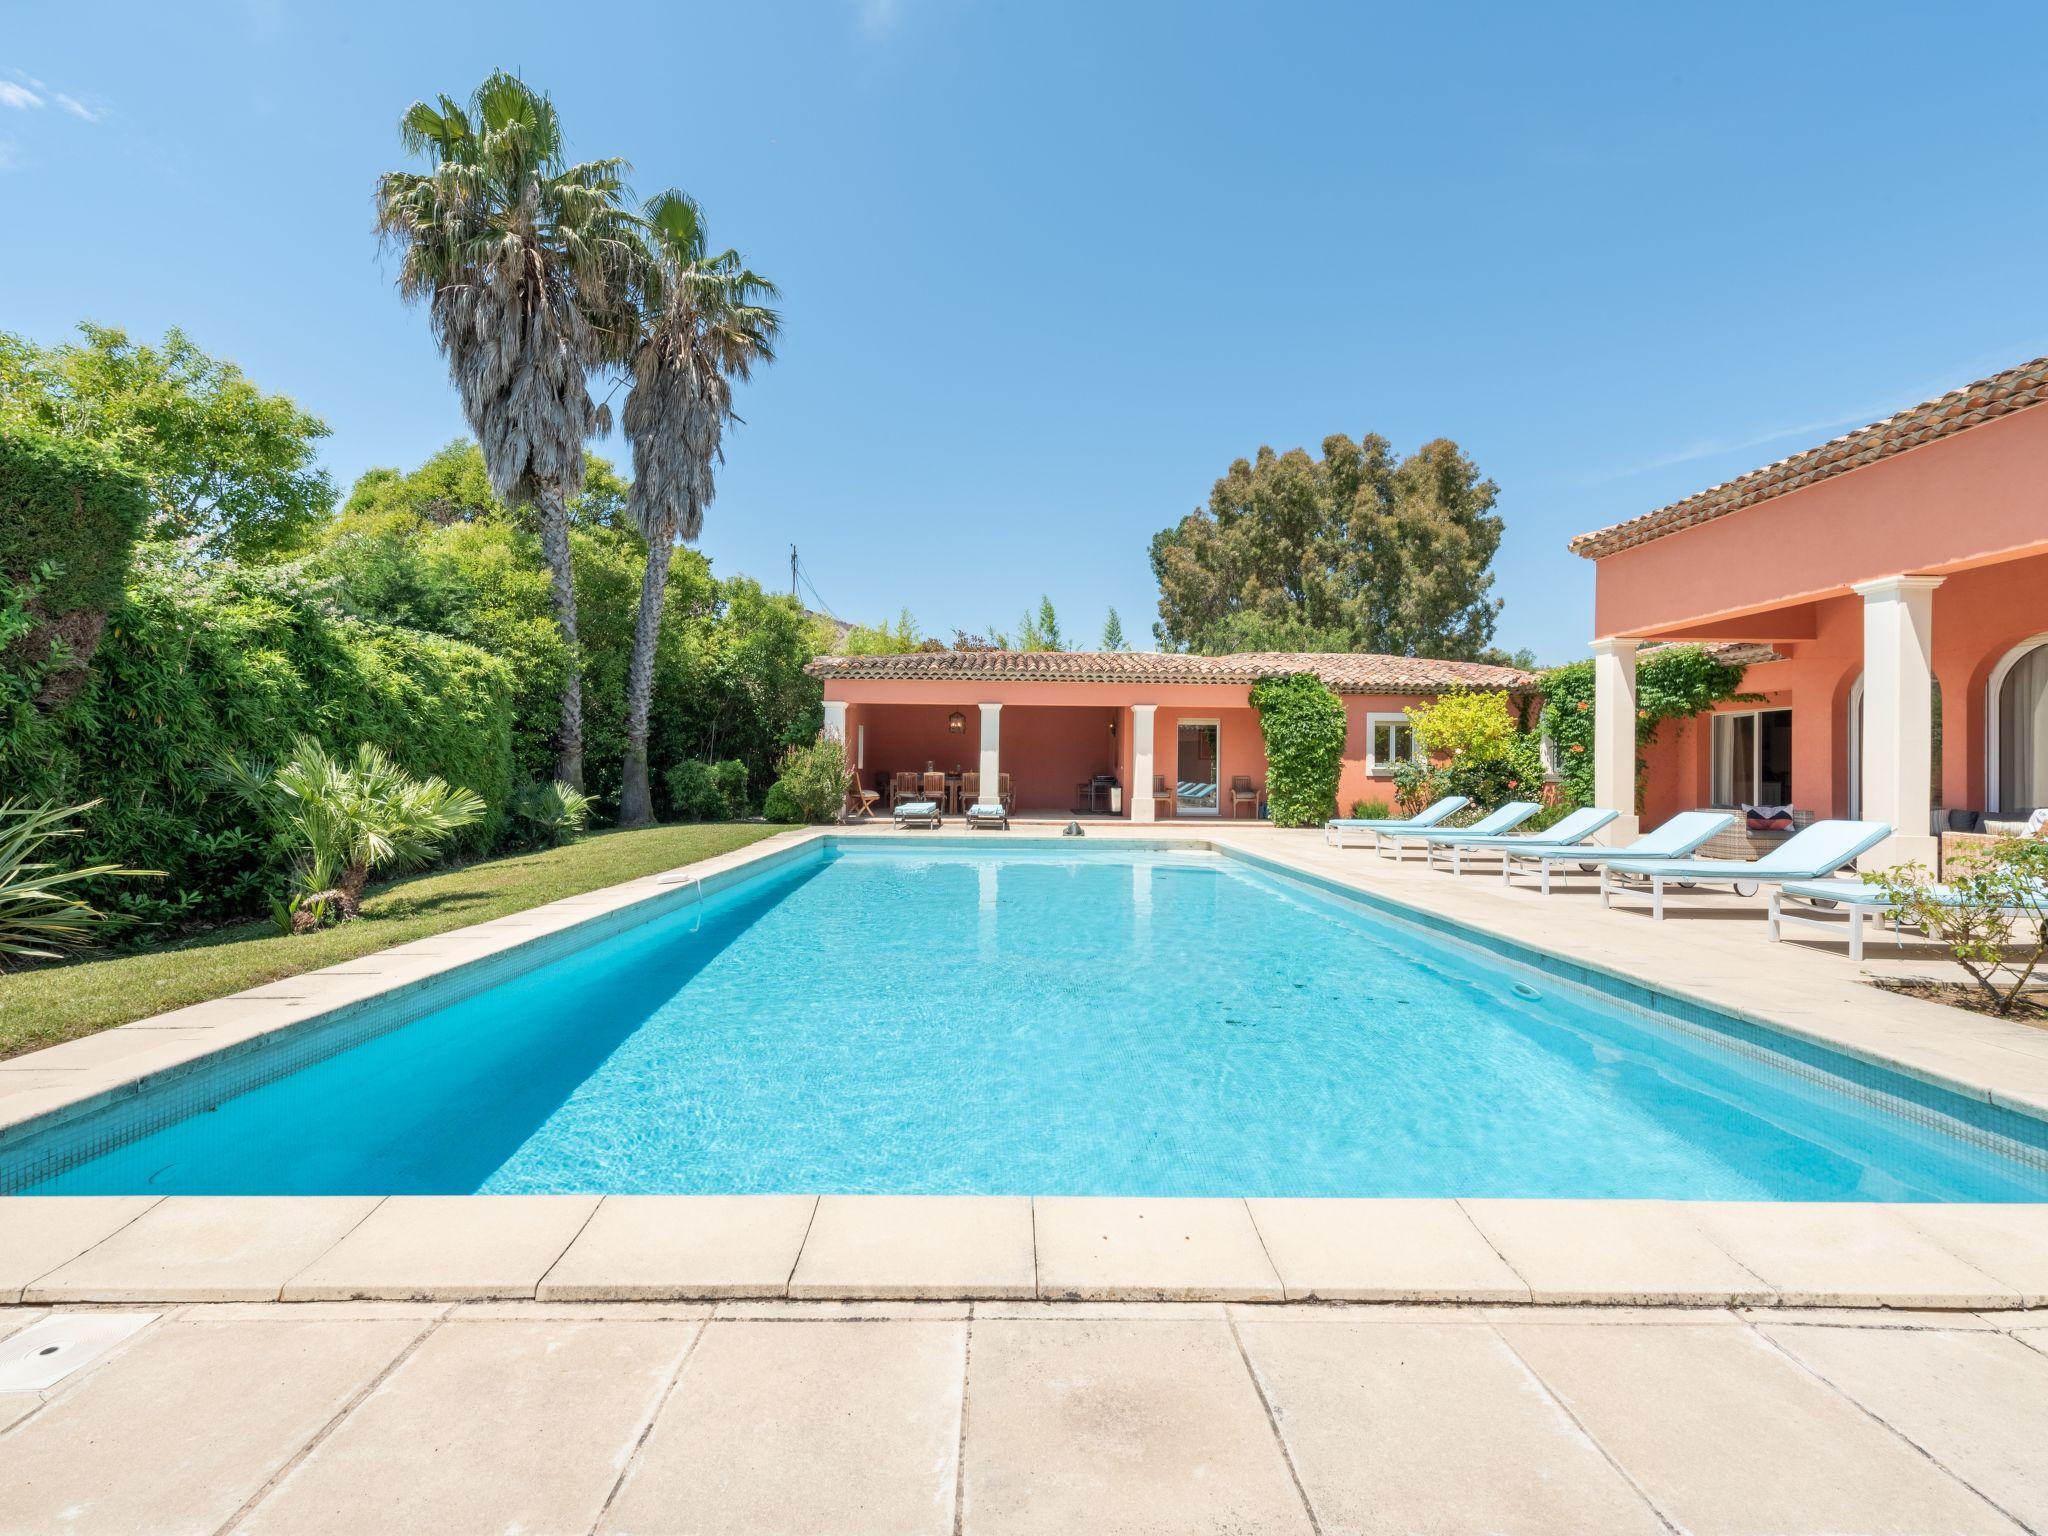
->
[[1539, 645, 1754, 808], [1250, 671, 1348, 827]]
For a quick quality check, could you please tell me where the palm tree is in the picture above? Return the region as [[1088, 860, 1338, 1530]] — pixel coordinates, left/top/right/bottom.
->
[[616, 191, 780, 825], [375, 71, 641, 792]]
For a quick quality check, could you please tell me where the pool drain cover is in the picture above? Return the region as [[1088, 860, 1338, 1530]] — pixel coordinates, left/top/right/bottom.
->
[[0, 1312, 158, 1392]]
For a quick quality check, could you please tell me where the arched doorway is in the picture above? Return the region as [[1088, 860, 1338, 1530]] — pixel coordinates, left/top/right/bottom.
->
[[1988, 635, 2048, 815], [1846, 676, 1942, 821]]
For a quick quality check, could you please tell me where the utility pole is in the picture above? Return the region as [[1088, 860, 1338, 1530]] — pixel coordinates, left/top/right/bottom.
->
[[790, 544, 799, 601]]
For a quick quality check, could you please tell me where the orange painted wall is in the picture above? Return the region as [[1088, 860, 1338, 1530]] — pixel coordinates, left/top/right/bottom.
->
[[1004, 705, 1121, 810], [1633, 549, 2048, 821]]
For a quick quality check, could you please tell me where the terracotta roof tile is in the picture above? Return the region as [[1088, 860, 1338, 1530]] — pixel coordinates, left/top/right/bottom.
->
[[1570, 355, 2048, 560], [805, 649, 1536, 692]]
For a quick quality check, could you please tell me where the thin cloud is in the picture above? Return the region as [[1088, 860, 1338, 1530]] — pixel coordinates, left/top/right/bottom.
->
[[855, 0, 905, 35], [53, 92, 104, 123], [0, 81, 42, 111]]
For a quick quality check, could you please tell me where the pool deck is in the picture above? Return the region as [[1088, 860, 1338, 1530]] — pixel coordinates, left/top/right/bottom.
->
[[2, 820, 2046, 1316], [4, 1298, 2048, 1533], [7, 824, 2048, 1531]]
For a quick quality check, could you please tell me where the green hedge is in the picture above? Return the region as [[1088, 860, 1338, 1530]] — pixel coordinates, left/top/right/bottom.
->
[[0, 554, 515, 929], [0, 426, 152, 711], [1250, 671, 1347, 827]]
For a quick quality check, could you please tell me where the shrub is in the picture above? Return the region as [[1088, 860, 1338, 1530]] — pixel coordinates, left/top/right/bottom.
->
[[762, 736, 850, 824], [1869, 838, 2048, 1016], [1346, 800, 1392, 820], [665, 760, 727, 822], [216, 739, 486, 926], [710, 758, 749, 818], [508, 779, 593, 848], [0, 799, 160, 967], [1249, 672, 1347, 828]]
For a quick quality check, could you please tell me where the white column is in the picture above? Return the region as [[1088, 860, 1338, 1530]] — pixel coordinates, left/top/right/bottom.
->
[[1855, 575, 1943, 870], [1130, 704, 1158, 823], [821, 699, 847, 746], [978, 703, 1001, 807], [1590, 638, 1641, 845]]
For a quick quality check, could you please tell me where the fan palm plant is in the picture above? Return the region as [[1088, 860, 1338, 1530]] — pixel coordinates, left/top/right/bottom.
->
[[374, 71, 642, 792], [0, 800, 160, 967], [617, 191, 781, 825], [217, 741, 486, 928]]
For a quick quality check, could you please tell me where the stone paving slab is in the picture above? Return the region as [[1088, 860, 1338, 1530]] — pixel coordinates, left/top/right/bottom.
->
[[1497, 1317, 2021, 1534], [958, 1315, 1314, 1535], [602, 1317, 965, 1535], [1247, 1195, 1530, 1301], [281, 1193, 598, 1301], [1033, 1196, 1285, 1301], [536, 1193, 817, 1300], [1458, 1197, 1775, 1305], [0, 1194, 157, 1302], [1689, 1200, 2022, 1308], [25, 1196, 381, 1303], [237, 1317, 696, 1536], [1757, 1318, 2048, 1530], [1236, 1316, 1667, 1534], [0, 1314, 427, 1536], [788, 1194, 1035, 1298]]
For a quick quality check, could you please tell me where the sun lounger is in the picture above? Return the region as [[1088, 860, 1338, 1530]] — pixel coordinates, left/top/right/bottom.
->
[[1375, 801, 1541, 862], [1501, 811, 1737, 894], [965, 801, 1008, 831], [1418, 806, 1619, 874], [1598, 819, 1891, 920], [1769, 874, 2048, 961], [1322, 796, 1471, 850], [893, 799, 943, 829]]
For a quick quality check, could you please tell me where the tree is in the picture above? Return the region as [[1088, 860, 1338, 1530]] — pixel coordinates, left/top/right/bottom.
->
[[1101, 607, 1127, 651], [1149, 433, 1504, 659], [617, 191, 780, 825], [1018, 596, 1064, 651], [375, 71, 641, 792], [0, 324, 333, 560], [843, 609, 926, 654]]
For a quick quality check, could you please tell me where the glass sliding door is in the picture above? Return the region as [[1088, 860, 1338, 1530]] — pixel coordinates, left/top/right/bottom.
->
[[1176, 721, 1220, 815], [1711, 708, 1792, 807]]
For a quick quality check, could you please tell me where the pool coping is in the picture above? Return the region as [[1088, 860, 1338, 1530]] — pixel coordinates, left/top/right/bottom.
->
[[4, 825, 2048, 1308]]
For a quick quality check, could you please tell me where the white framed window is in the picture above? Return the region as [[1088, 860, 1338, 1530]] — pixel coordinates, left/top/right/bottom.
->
[[1710, 708, 1793, 807], [1367, 713, 1420, 776]]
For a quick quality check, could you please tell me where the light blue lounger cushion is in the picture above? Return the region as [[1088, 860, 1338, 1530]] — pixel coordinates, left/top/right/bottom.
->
[[1780, 876, 2048, 909], [1325, 795, 1469, 832], [1399, 801, 1541, 841], [967, 803, 1006, 817], [1530, 810, 1735, 863], [895, 800, 940, 815], [1604, 819, 1891, 881], [1419, 805, 1615, 848]]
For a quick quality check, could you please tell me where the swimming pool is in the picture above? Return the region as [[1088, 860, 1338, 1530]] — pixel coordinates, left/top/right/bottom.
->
[[8, 841, 2047, 1199]]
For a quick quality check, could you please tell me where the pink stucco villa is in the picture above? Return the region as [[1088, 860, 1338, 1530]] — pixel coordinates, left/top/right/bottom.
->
[[1582, 355, 2048, 869], [810, 358, 2046, 852], [806, 650, 1533, 820]]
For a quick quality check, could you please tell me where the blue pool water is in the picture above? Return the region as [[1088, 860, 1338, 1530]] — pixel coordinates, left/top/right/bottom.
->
[[11, 843, 2047, 1199]]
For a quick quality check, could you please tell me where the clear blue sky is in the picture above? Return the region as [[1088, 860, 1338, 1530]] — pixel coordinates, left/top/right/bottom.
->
[[6, 2, 2045, 664]]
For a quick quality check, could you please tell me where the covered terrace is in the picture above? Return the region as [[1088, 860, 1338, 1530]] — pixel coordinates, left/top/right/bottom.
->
[[1575, 356, 2048, 868], [806, 649, 1536, 822]]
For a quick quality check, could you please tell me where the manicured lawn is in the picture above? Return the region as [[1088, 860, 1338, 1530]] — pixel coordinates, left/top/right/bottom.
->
[[0, 822, 785, 1060]]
